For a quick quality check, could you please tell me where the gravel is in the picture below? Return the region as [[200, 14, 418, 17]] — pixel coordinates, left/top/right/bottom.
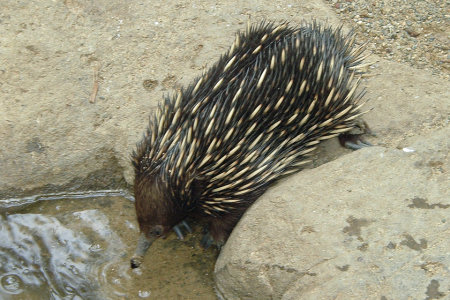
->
[[326, 0, 449, 79]]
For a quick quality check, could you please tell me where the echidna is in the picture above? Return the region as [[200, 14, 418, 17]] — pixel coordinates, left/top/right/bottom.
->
[[130, 21, 370, 268]]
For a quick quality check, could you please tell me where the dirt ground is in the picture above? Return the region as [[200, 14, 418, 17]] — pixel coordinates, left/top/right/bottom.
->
[[0, 0, 448, 196], [326, 0, 449, 78]]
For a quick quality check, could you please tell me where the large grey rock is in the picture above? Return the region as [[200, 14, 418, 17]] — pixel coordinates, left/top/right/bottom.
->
[[215, 127, 449, 299]]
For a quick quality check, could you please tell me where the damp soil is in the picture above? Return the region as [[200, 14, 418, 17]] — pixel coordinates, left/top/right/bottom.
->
[[0, 193, 218, 299]]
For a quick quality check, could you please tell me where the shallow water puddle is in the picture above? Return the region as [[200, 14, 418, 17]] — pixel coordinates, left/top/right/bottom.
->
[[0, 191, 217, 299]]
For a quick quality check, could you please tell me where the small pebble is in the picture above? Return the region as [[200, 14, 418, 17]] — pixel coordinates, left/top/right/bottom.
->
[[138, 290, 151, 298], [402, 147, 415, 153]]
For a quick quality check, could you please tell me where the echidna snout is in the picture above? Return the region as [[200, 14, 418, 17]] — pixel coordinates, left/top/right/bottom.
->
[[130, 232, 157, 269]]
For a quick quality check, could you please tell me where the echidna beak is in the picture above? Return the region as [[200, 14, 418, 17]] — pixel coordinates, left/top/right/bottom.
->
[[130, 232, 156, 269]]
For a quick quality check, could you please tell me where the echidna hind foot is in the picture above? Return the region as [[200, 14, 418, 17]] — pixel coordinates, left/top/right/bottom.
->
[[200, 230, 217, 249], [200, 227, 225, 249], [200, 213, 243, 249], [173, 219, 228, 248]]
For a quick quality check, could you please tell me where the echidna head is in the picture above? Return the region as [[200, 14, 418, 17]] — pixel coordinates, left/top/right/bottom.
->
[[130, 173, 182, 268]]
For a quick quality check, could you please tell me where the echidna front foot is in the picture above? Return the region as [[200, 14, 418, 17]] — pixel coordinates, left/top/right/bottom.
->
[[173, 220, 193, 240], [339, 120, 374, 150]]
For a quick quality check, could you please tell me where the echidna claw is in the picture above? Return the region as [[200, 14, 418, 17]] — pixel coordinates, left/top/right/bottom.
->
[[201, 231, 224, 250], [344, 139, 372, 150], [181, 220, 193, 233], [339, 130, 373, 150], [339, 119, 374, 150], [173, 225, 184, 240], [201, 233, 213, 249], [344, 142, 361, 150], [173, 220, 193, 240], [360, 139, 373, 147]]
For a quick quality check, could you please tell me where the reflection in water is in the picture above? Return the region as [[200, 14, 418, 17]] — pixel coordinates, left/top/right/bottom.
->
[[0, 193, 217, 299], [1, 274, 23, 295], [0, 211, 122, 299]]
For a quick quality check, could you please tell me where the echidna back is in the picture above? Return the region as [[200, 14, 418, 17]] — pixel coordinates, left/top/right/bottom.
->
[[133, 22, 366, 216]]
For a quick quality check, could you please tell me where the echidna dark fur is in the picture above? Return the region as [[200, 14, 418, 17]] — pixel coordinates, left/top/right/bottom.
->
[[130, 21, 369, 268]]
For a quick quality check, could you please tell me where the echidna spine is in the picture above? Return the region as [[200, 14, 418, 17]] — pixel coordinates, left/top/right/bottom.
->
[[130, 21, 371, 269]]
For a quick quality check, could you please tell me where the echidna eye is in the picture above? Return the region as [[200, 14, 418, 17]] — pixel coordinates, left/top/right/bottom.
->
[[152, 225, 163, 236]]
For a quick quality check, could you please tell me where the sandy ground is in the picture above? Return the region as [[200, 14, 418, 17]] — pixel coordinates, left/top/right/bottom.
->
[[0, 0, 447, 196]]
